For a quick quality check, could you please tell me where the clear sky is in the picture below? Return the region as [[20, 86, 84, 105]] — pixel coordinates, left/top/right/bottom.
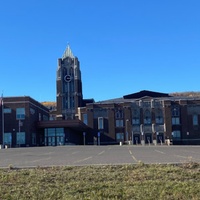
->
[[0, 0, 200, 102]]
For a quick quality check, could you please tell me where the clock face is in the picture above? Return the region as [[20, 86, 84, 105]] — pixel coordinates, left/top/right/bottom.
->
[[64, 75, 72, 82]]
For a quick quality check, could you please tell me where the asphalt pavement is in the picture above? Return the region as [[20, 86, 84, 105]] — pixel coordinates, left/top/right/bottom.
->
[[0, 145, 200, 168]]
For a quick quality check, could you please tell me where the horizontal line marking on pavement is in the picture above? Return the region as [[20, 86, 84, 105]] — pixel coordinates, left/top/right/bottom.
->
[[73, 156, 93, 164], [154, 150, 165, 154], [98, 151, 105, 155], [72, 151, 79, 155], [29, 157, 52, 163]]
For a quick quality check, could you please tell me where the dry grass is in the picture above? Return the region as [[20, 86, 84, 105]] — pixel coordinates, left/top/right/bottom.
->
[[0, 163, 200, 200]]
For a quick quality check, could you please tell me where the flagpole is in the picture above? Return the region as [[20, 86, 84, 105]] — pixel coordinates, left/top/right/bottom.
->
[[1, 94, 4, 146]]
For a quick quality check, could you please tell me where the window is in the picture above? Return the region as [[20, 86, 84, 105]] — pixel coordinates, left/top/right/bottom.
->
[[193, 114, 198, 126], [98, 117, 104, 129], [143, 101, 151, 107], [156, 117, 163, 124], [132, 109, 140, 125], [16, 132, 25, 145], [172, 106, 180, 116], [115, 109, 124, 127], [172, 117, 180, 125], [116, 119, 124, 127], [56, 128, 64, 136], [155, 109, 163, 124], [144, 110, 151, 124], [172, 130, 181, 139], [4, 132, 12, 144], [171, 106, 180, 125], [83, 113, 88, 125], [132, 118, 140, 125], [115, 110, 124, 119], [3, 108, 11, 113], [116, 133, 124, 141], [16, 108, 25, 120]]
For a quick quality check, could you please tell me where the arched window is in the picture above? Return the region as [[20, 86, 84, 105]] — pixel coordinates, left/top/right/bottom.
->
[[115, 110, 124, 127], [144, 110, 151, 124], [115, 110, 123, 119], [155, 109, 163, 124], [132, 109, 140, 125], [171, 106, 180, 125], [172, 106, 180, 116]]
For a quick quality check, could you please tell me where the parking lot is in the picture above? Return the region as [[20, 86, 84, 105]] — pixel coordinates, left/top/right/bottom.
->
[[0, 145, 200, 168]]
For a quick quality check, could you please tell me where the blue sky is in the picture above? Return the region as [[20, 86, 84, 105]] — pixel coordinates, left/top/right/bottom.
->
[[0, 0, 200, 102]]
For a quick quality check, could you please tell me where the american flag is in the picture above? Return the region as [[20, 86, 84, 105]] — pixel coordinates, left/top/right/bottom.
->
[[0, 94, 3, 106]]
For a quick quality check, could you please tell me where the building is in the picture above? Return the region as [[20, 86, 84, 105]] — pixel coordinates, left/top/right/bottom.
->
[[56, 44, 94, 120], [0, 96, 49, 147], [56, 45, 83, 119], [78, 90, 200, 145]]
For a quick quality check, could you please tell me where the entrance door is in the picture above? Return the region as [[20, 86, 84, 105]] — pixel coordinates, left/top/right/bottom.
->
[[133, 135, 141, 145], [57, 136, 64, 145], [145, 134, 152, 144], [48, 137, 55, 146], [156, 133, 164, 144]]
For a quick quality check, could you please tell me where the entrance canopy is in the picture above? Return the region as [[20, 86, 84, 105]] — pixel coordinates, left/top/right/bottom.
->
[[37, 119, 90, 131]]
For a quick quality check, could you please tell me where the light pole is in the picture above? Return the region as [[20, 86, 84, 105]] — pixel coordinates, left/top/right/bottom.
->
[[126, 119, 129, 144], [1, 95, 4, 147], [187, 132, 189, 145], [98, 132, 100, 146], [83, 132, 86, 145], [18, 119, 21, 147], [140, 124, 144, 145]]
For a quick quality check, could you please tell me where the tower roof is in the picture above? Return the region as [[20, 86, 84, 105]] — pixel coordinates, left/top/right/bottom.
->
[[62, 44, 74, 59]]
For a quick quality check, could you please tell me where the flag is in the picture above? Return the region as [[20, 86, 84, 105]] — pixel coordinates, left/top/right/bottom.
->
[[0, 94, 3, 106]]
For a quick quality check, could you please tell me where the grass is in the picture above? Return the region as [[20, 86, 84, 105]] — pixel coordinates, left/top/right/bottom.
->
[[0, 162, 200, 200]]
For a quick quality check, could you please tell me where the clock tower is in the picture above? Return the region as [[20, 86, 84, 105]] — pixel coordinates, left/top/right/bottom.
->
[[56, 44, 83, 119]]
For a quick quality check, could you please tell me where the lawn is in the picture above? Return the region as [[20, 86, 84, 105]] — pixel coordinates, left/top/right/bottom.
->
[[0, 162, 200, 200]]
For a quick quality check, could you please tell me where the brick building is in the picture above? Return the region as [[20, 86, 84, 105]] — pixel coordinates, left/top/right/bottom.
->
[[0, 96, 49, 147], [78, 90, 200, 145]]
